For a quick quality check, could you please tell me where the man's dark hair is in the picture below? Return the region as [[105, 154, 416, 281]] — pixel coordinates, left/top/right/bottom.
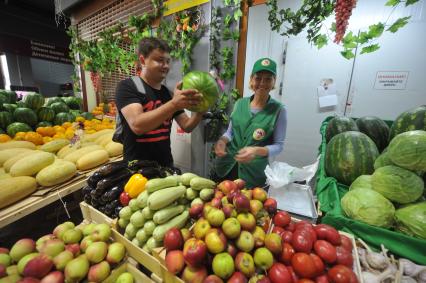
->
[[137, 37, 171, 57]]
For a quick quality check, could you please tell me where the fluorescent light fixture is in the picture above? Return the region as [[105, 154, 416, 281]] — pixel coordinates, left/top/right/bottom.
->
[[0, 55, 11, 90]]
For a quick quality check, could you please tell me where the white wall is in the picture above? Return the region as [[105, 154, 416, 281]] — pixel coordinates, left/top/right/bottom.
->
[[245, 0, 426, 167]]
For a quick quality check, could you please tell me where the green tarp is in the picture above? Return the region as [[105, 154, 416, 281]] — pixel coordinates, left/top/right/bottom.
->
[[316, 116, 426, 264]]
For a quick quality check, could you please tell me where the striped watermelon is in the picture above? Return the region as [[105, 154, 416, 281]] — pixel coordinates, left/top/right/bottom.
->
[[0, 111, 13, 130], [356, 116, 389, 152], [37, 107, 55, 122], [36, 121, 53, 128], [0, 90, 17, 103], [0, 95, 7, 110], [7, 122, 32, 137], [24, 92, 45, 110], [54, 112, 73, 125], [325, 116, 359, 142], [80, 112, 94, 120], [16, 101, 28, 108], [50, 102, 70, 114], [389, 105, 426, 140], [13, 108, 38, 127], [388, 130, 426, 172], [325, 131, 379, 185], [63, 97, 82, 110], [3, 103, 17, 114], [46, 97, 65, 106]]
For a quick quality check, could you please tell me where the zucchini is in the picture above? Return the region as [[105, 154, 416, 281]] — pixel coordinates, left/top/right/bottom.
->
[[190, 177, 216, 190], [147, 185, 186, 210], [142, 206, 154, 220], [153, 204, 185, 225], [136, 190, 149, 209], [146, 237, 162, 253], [145, 177, 178, 193], [181, 172, 198, 186], [200, 188, 215, 201], [152, 211, 189, 242]]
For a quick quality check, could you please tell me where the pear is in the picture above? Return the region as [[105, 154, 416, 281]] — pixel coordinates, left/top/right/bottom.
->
[[64, 255, 89, 283]]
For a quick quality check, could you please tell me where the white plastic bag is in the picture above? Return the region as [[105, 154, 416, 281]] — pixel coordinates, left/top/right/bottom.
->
[[265, 159, 319, 188]]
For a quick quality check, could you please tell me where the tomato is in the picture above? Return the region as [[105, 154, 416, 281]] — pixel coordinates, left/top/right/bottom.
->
[[281, 231, 293, 243], [291, 253, 317, 279], [327, 265, 359, 283], [286, 222, 296, 232], [339, 235, 353, 253], [273, 226, 286, 236], [292, 229, 314, 253], [313, 224, 341, 245], [274, 211, 291, 227], [268, 263, 293, 283], [287, 266, 299, 283], [280, 242, 295, 264], [315, 275, 330, 283], [119, 192, 131, 206], [295, 221, 313, 230], [298, 279, 315, 283], [309, 253, 325, 276], [335, 246, 353, 267], [314, 240, 337, 264]]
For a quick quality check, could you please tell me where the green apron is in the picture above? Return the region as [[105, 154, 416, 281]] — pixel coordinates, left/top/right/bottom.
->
[[214, 96, 282, 188]]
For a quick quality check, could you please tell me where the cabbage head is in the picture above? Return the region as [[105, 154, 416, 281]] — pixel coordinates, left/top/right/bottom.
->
[[374, 149, 394, 170], [349, 175, 373, 191], [371, 165, 424, 204], [388, 130, 426, 172], [395, 202, 426, 239], [341, 188, 395, 228], [182, 71, 219, 112]]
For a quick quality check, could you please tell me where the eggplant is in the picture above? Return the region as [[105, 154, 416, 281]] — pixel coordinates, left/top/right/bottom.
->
[[90, 198, 100, 207], [82, 185, 94, 196], [101, 182, 125, 203], [160, 166, 182, 177], [114, 205, 123, 216], [96, 160, 128, 177], [94, 169, 132, 197], [138, 167, 163, 179], [128, 159, 159, 171], [83, 194, 92, 204], [87, 172, 103, 188]]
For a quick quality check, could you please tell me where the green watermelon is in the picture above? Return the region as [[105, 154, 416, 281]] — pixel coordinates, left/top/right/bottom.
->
[[13, 107, 38, 127], [69, 110, 81, 121], [37, 107, 55, 122], [325, 131, 379, 185], [388, 130, 426, 172], [63, 97, 82, 110], [0, 90, 17, 103], [80, 112, 94, 120], [16, 101, 28, 108], [325, 116, 359, 143], [389, 105, 426, 140], [24, 92, 45, 110], [0, 95, 7, 110], [54, 112, 73, 125], [36, 121, 53, 128], [7, 122, 32, 137], [0, 111, 14, 130], [46, 97, 65, 106], [356, 116, 389, 152], [374, 149, 394, 170], [50, 102, 70, 114], [3, 103, 17, 114]]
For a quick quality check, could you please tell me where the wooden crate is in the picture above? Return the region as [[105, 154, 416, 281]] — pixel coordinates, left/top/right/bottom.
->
[[152, 247, 185, 283], [79, 201, 114, 225], [104, 258, 155, 283]]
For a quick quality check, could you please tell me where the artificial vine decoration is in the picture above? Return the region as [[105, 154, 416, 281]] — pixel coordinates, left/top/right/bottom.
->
[[266, 0, 420, 59]]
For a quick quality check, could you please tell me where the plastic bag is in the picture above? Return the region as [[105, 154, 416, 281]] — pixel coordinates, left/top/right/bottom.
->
[[265, 158, 319, 188]]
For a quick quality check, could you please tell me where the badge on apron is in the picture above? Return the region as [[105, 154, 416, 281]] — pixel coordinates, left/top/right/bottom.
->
[[253, 128, 266, 140]]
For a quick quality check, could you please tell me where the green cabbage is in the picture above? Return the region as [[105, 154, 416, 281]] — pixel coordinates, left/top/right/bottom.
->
[[395, 202, 426, 239], [349, 175, 373, 191], [374, 149, 394, 170], [388, 130, 426, 172], [182, 71, 219, 112], [371, 165, 424, 204], [341, 188, 395, 228]]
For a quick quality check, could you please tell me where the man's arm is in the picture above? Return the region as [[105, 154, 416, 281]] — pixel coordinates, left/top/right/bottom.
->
[[174, 112, 204, 133]]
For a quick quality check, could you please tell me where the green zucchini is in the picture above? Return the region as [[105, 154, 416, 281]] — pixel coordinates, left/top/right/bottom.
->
[[145, 177, 178, 193], [190, 177, 216, 190], [153, 204, 185, 225], [147, 185, 186, 210], [152, 211, 189, 242]]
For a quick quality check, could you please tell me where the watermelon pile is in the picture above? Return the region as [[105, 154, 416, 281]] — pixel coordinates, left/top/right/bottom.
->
[[0, 90, 88, 137]]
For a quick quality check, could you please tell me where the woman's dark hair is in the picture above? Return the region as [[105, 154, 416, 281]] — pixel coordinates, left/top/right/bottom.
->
[[137, 37, 171, 57]]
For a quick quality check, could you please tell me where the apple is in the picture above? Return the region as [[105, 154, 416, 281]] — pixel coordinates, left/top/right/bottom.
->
[[226, 243, 238, 258], [181, 265, 208, 283], [252, 226, 266, 248], [263, 198, 277, 215], [181, 228, 191, 242], [193, 218, 211, 240], [222, 204, 236, 218], [210, 197, 222, 209], [212, 253, 235, 280], [217, 180, 238, 195], [233, 179, 246, 190], [236, 231, 255, 253], [205, 229, 227, 254], [183, 238, 207, 267], [271, 226, 285, 236], [164, 228, 184, 252], [206, 208, 225, 227], [189, 204, 204, 219], [214, 190, 224, 199], [165, 250, 185, 275], [221, 196, 229, 206], [268, 263, 292, 283], [235, 252, 255, 278], [203, 204, 213, 219], [273, 211, 291, 228], [264, 233, 282, 255], [249, 200, 263, 218], [233, 194, 250, 213], [253, 247, 274, 270], [252, 187, 268, 202], [227, 190, 240, 203], [236, 213, 256, 232], [240, 189, 252, 200], [204, 274, 224, 283], [222, 218, 241, 239], [228, 271, 247, 283]]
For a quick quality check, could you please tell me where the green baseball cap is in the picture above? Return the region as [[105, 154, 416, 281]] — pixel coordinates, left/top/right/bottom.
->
[[251, 57, 277, 75]]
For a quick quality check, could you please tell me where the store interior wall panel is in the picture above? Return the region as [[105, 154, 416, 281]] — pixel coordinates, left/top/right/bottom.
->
[[5, 53, 36, 88]]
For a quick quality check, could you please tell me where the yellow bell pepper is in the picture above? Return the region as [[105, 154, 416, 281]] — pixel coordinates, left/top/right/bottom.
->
[[124, 173, 148, 198]]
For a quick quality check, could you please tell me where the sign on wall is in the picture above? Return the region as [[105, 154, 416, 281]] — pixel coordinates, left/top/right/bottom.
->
[[374, 71, 409, 90], [163, 0, 209, 16]]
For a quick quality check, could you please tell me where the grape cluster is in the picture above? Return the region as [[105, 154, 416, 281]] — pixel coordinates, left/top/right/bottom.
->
[[90, 72, 100, 93], [334, 0, 357, 43]]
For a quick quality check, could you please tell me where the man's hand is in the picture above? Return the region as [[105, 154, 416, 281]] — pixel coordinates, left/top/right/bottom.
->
[[172, 81, 202, 110], [214, 138, 228, 157], [234, 147, 258, 163]]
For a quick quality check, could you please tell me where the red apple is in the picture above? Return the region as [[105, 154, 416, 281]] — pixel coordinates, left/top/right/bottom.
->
[[189, 203, 204, 219], [233, 179, 246, 190], [268, 263, 292, 283], [210, 197, 222, 209], [227, 271, 247, 283], [263, 198, 277, 215], [249, 200, 263, 218], [222, 204, 236, 218], [193, 218, 211, 240], [233, 194, 250, 213], [264, 233, 282, 255], [235, 252, 255, 278], [240, 189, 252, 200], [181, 265, 208, 283], [165, 250, 185, 275], [221, 196, 229, 206], [227, 190, 240, 203], [164, 227, 184, 252], [252, 187, 267, 202], [217, 180, 238, 195], [273, 211, 291, 228], [236, 213, 256, 232], [65, 243, 80, 257], [214, 190, 224, 199], [0, 265, 6, 278], [226, 243, 238, 258], [252, 226, 266, 248], [205, 229, 227, 254], [0, 248, 9, 254], [204, 274, 224, 283], [183, 238, 207, 267], [258, 276, 272, 283], [203, 204, 213, 219]]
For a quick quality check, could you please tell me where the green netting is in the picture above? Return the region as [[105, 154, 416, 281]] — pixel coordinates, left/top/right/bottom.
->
[[316, 116, 426, 264]]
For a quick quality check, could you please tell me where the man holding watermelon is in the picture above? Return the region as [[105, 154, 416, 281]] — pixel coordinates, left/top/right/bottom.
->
[[214, 58, 287, 188], [115, 37, 204, 166]]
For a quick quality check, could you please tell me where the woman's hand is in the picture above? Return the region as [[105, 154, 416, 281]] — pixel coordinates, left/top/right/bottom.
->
[[214, 138, 228, 157], [234, 147, 258, 163]]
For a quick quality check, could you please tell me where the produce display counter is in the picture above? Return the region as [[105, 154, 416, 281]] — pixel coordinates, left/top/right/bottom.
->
[[315, 117, 426, 264]]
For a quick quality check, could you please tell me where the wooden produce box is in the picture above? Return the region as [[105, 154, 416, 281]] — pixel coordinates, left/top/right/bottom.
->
[[79, 201, 114, 226], [152, 248, 185, 283], [104, 258, 155, 283]]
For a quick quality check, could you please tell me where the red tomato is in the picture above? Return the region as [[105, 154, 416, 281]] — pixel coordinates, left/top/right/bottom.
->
[[335, 246, 354, 267], [298, 279, 315, 283], [313, 224, 341, 245], [295, 220, 313, 230], [281, 231, 293, 243], [327, 265, 359, 283], [268, 263, 293, 283], [119, 192, 131, 206], [291, 253, 317, 279], [280, 242, 295, 264], [309, 253, 325, 276], [287, 266, 299, 283], [286, 222, 296, 232], [273, 226, 286, 236], [339, 235, 354, 253], [274, 211, 291, 227], [314, 240, 337, 264], [315, 275, 330, 283], [292, 229, 314, 253]]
